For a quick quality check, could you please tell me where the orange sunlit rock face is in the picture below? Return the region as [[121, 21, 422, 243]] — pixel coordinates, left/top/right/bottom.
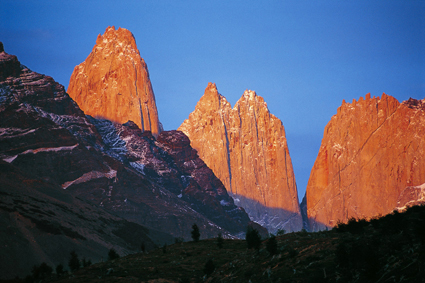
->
[[67, 26, 162, 137], [179, 83, 302, 232], [306, 94, 425, 231]]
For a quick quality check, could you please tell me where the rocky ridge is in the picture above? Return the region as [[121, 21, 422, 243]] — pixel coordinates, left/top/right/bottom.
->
[[179, 83, 302, 233], [67, 26, 162, 137], [306, 93, 425, 231]]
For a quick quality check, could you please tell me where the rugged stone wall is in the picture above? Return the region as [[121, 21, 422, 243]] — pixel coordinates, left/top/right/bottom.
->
[[179, 83, 303, 232], [306, 94, 425, 231], [67, 26, 162, 137]]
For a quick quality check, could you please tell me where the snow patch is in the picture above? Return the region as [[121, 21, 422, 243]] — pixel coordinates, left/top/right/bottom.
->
[[2, 144, 79, 163], [130, 161, 145, 175], [62, 168, 117, 189]]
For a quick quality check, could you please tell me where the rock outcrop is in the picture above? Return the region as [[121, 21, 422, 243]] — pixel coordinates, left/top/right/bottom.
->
[[67, 26, 162, 137], [179, 83, 303, 232], [306, 94, 425, 231]]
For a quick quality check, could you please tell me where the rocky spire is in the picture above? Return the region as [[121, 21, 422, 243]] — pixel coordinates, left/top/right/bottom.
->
[[67, 26, 162, 137], [179, 83, 303, 233], [305, 94, 425, 231]]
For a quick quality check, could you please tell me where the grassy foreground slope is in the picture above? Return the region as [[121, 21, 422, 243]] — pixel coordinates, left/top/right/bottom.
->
[[12, 204, 425, 283]]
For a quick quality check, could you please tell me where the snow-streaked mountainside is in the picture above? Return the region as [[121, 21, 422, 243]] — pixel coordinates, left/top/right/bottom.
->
[[0, 44, 252, 279]]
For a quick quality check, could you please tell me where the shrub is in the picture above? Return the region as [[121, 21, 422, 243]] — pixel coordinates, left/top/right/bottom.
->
[[288, 247, 298, 258], [56, 264, 65, 276], [217, 232, 224, 249], [32, 262, 52, 280], [191, 223, 200, 242], [174, 237, 184, 244], [203, 259, 215, 276], [82, 257, 92, 267], [335, 217, 367, 234], [108, 248, 120, 261], [266, 234, 278, 255], [276, 229, 285, 236], [68, 251, 80, 272], [246, 226, 261, 250]]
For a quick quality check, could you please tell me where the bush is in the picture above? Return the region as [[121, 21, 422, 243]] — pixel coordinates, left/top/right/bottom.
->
[[203, 259, 215, 276], [266, 234, 278, 255], [217, 232, 224, 249], [276, 229, 285, 236], [56, 264, 65, 276], [108, 248, 120, 261], [288, 247, 298, 258], [82, 257, 92, 267], [174, 237, 184, 244], [246, 226, 261, 250], [334, 217, 367, 234], [191, 223, 200, 242], [32, 262, 53, 280], [68, 251, 80, 272]]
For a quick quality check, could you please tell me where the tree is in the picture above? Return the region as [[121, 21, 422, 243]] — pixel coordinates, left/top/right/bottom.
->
[[68, 251, 80, 272], [217, 232, 224, 249], [276, 229, 286, 236], [32, 262, 53, 280], [266, 234, 278, 255], [246, 226, 261, 250], [191, 223, 200, 242], [82, 257, 92, 267], [108, 248, 120, 261], [56, 264, 65, 276]]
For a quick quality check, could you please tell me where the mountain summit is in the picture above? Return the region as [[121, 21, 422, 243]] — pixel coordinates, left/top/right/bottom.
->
[[179, 83, 303, 232], [67, 26, 162, 137]]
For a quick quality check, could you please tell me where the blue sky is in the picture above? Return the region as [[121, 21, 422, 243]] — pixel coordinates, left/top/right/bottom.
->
[[1, 1, 424, 201]]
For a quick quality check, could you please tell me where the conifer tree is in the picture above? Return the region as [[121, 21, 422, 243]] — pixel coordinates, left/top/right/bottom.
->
[[217, 232, 224, 249], [246, 226, 261, 250], [191, 223, 200, 242], [108, 248, 120, 261], [266, 234, 278, 255], [68, 251, 80, 272]]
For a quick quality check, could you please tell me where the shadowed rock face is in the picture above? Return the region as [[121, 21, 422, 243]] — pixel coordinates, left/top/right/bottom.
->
[[67, 26, 162, 137], [306, 94, 425, 231], [91, 120, 252, 236], [179, 83, 303, 233], [0, 45, 252, 279]]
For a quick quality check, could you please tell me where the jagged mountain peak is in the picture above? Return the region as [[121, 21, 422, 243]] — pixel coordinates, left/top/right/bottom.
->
[[179, 83, 302, 233], [67, 26, 162, 137], [94, 26, 139, 57], [196, 82, 231, 110]]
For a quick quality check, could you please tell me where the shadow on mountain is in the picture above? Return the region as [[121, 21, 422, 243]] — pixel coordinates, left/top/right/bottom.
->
[[229, 193, 306, 233]]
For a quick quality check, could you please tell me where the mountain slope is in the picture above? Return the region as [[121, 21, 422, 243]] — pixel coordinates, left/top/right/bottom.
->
[[0, 44, 252, 279]]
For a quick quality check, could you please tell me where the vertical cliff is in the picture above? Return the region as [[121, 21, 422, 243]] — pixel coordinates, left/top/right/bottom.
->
[[306, 94, 425, 231], [67, 26, 162, 137], [179, 83, 302, 232]]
